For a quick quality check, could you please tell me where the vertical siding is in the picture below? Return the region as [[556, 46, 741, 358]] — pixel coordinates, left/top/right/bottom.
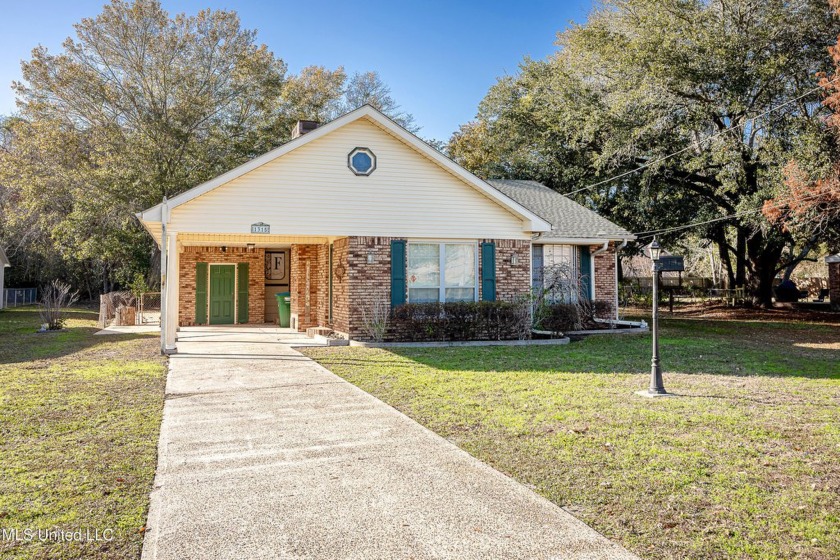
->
[[170, 118, 529, 239]]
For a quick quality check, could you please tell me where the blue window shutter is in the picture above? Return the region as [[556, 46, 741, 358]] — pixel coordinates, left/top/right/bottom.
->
[[579, 246, 592, 300], [390, 240, 407, 308], [481, 242, 496, 301]]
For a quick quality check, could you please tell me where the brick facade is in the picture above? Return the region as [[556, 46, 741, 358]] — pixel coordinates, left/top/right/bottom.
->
[[482, 239, 531, 302], [290, 244, 328, 331], [178, 246, 265, 326], [342, 237, 531, 340], [829, 261, 839, 311], [593, 243, 617, 314], [331, 238, 350, 333], [345, 236, 396, 339], [175, 239, 619, 333]]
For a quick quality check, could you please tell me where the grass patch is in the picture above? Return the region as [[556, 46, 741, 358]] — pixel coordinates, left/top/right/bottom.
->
[[0, 306, 166, 560], [303, 318, 840, 559]]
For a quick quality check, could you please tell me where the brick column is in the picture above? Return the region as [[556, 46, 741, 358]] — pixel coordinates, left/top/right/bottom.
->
[[593, 243, 617, 317], [290, 244, 327, 331]]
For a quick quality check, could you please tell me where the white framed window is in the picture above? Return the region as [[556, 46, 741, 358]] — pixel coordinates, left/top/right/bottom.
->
[[541, 244, 579, 303], [408, 242, 478, 303]]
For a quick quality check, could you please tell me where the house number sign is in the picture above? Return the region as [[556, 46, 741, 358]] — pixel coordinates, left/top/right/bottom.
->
[[251, 222, 270, 234]]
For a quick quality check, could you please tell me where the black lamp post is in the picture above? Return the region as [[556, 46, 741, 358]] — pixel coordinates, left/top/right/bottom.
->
[[646, 238, 668, 396]]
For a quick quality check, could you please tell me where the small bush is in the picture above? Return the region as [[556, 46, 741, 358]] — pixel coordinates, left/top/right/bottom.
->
[[360, 298, 390, 342], [534, 299, 615, 334], [579, 299, 615, 325], [128, 273, 151, 298], [537, 303, 580, 334], [389, 300, 530, 342], [39, 280, 79, 330]]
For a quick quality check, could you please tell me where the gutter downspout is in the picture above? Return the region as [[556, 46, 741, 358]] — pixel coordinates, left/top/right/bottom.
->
[[612, 238, 629, 320], [592, 240, 610, 256], [159, 197, 169, 355]]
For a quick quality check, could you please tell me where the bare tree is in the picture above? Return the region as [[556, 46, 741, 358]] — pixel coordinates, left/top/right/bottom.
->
[[39, 280, 79, 330]]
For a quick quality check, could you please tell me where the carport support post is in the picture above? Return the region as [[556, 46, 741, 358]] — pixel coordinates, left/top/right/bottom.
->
[[163, 231, 179, 354], [160, 222, 167, 354]]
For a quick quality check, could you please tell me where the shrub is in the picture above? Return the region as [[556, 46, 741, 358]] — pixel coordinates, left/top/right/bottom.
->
[[39, 280, 79, 330], [534, 298, 615, 334], [537, 303, 580, 334], [578, 299, 615, 327], [128, 272, 151, 298], [360, 298, 390, 342], [389, 300, 530, 342]]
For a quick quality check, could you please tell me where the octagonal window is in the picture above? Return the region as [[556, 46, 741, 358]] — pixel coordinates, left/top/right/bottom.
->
[[348, 147, 376, 176]]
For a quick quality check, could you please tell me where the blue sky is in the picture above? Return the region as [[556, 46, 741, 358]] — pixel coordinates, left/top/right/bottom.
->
[[0, 0, 592, 141]]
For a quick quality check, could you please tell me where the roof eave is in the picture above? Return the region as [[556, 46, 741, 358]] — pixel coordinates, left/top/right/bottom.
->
[[535, 235, 636, 244]]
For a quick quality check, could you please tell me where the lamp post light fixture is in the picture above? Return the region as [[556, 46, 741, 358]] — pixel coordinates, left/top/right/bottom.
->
[[637, 237, 671, 398]]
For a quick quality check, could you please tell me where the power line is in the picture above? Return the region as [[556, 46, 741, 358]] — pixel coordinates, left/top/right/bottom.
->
[[632, 190, 833, 240], [562, 77, 838, 197]]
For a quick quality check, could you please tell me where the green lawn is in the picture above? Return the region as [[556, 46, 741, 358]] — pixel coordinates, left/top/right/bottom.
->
[[303, 318, 840, 560], [0, 306, 166, 560]]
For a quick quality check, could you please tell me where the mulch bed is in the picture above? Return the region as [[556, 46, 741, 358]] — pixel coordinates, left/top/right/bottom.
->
[[625, 302, 840, 325]]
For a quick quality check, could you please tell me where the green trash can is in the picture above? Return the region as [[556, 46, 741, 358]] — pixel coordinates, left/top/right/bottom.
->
[[275, 291, 291, 328]]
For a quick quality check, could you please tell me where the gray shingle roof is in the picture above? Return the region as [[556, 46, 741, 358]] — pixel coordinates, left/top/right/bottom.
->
[[487, 179, 635, 241]]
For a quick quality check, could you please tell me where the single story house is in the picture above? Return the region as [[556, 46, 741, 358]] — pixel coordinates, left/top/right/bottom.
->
[[0, 247, 8, 309], [137, 105, 634, 352]]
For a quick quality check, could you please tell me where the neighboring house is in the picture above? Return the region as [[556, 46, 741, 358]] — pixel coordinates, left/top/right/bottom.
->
[[0, 247, 8, 309], [137, 105, 633, 352]]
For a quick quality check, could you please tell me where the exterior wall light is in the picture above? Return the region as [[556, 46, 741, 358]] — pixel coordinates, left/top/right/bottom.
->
[[511, 252, 519, 266], [246, 243, 256, 252], [367, 252, 375, 264]]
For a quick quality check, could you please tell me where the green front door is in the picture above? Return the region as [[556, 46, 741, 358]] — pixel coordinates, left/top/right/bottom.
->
[[209, 265, 236, 324]]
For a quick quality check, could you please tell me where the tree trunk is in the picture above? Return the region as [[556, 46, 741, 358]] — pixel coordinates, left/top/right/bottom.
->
[[714, 228, 735, 288], [747, 230, 785, 308], [735, 229, 747, 288]]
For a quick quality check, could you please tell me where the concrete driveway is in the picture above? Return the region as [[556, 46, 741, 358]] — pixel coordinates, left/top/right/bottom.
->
[[142, 326, 637, 560]]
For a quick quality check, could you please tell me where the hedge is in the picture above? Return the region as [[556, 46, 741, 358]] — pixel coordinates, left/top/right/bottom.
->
[[389, 301, 530, 342]]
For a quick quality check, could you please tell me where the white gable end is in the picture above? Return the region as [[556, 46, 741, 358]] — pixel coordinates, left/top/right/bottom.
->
[[168, 117, 532, 239]]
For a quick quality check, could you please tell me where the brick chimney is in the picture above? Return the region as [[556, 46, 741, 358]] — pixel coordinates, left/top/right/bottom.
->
[[291, 120, 319, 139]]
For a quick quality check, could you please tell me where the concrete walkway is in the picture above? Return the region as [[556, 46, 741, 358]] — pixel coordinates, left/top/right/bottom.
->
[[142, 327, 637, 560]]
